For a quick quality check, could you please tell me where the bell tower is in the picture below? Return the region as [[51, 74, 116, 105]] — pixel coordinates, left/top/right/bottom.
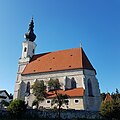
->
[[22, 18, 36, 59], [13, 18, 36, 99]]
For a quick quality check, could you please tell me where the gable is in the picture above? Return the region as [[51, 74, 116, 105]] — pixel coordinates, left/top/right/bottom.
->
[[22, 47, 95, 75], [0, 90, 10, 99]]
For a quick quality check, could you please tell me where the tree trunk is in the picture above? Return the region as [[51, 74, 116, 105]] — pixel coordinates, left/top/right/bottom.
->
[[58, 105, 61, 119]]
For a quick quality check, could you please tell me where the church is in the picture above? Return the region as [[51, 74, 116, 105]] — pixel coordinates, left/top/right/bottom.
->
[[13, 18, 101, 111]]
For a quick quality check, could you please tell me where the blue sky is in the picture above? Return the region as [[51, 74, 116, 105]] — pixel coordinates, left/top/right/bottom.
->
[[0, 0, 120, 94]]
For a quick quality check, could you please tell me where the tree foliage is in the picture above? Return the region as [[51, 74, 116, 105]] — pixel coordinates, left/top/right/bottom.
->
[[51, 93, 69, 108], [100, 89, 120, 120], [48, 78, 68, 119], [48, 78, 61, 91], [7, 99, 27, 118], [32, 80, 46, 102], [0, 100, 9, 108], [101, 93, 106, 101], [51, 93, 68, 119]]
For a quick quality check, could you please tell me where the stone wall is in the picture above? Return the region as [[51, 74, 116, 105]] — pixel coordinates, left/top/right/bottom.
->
[[0, 109, 102, 119], [25, 109, 102, 119]]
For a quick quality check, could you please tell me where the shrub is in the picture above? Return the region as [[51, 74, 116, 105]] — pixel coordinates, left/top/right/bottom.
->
[[7, 99, 27, 118]]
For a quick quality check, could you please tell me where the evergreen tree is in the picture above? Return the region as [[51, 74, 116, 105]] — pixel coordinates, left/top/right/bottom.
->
[[100, 89, 120, 120], [7, 99, 27, 118]]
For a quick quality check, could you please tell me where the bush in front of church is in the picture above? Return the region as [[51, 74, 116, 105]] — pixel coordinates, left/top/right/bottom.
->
[[7, 99, 27, 118], [100, 90, 120, 120]]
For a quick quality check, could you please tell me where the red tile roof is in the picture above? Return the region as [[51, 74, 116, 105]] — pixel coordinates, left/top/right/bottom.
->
[[104, 93, 113, 102], [47, 88, 84, 98], [22, 47, 95, 75]]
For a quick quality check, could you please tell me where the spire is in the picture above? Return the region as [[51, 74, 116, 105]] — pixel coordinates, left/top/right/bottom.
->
[[80, 41, 82, 48], [24, 18, 36, 42]]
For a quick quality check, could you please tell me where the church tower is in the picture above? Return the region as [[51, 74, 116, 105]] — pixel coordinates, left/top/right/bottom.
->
[[13, 18, 36, 99], [22, 18, 36, 59]]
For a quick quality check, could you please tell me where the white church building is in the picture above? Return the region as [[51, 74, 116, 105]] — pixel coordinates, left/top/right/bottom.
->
[[13, 19, 101, 111]]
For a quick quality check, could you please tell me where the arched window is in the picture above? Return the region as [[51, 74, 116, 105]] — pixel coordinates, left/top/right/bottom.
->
[[71, 77, 76, 89], [65, 77, 71, 90], [24, 47, 27, 52], [88, 79, 93, 96], [26, 82, 30, 95]]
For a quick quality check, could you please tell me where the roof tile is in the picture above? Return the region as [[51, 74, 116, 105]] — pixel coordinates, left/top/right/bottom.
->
[[22, 48, 95, 74], [47, 87, 84, 98]]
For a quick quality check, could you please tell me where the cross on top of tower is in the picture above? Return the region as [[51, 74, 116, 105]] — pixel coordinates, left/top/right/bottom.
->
[[24, 18, 36, 42]]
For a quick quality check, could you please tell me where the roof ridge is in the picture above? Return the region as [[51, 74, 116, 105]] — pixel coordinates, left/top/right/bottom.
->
[[33, 47, 80, 56], [80, 48, 96, 73], [23, 47, 96, 75], [80, 47, 84, 68]]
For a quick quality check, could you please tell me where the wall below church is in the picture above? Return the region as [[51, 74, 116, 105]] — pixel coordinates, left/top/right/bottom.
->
[[28, 96, 84, 110]]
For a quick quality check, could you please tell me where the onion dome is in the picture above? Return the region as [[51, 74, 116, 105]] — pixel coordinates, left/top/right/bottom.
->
[[24, 18, 36, 42]]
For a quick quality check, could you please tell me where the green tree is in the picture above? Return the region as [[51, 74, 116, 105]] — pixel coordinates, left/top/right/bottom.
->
[[32, 80, 46, 108], [48, 78, 61, 91], [101, 93, 106, 101], [100, 89, 120, 120], [0, 100, 9, 108], [48, 78, 68, 119], [111, 88, 120, 100], [7, 99, 27, 118], [100, 101, 113, 120], [51, 93, 68, 119]]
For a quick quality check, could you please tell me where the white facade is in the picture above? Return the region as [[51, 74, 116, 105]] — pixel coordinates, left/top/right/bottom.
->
[[21, 40, 36, 59], [13, 21, 101, 111], [14, 59, 101, 111], [13, 40, 36, 99]]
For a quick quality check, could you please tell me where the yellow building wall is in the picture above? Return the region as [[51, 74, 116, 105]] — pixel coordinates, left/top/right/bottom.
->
[[36, 97, 84, 110], [68, 97, 84, 110]]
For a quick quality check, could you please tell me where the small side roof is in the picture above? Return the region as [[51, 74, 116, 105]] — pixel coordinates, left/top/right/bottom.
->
[[47, 88, 84, 98], [0, 90, 12, 99], [104, 93, 113, 102]]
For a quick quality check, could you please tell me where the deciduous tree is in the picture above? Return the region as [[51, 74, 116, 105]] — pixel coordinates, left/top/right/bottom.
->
[[32, 80, 46, 108], [48, 78, 69, 119], [48, 78, 61, 91], [51, 93, 68, 119]]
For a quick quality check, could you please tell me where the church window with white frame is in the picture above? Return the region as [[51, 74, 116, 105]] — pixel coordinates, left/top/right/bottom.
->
[[74, 99, 79, 104], [46, 100, 51, 104]]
